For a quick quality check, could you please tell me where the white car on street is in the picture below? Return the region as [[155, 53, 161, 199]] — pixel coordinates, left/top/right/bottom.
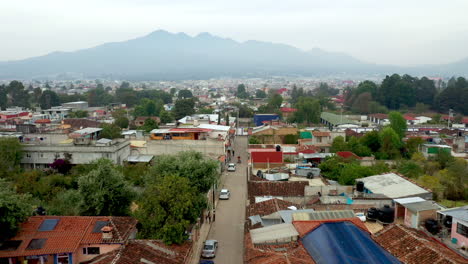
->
[[227, 163, 236, 172], [219, 189, 230, 200]]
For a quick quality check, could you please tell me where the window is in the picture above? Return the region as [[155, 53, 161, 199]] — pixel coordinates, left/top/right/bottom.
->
[[83, 247, 100, 255], [26, 154, 31, 158], [456, 223, 468, 237]]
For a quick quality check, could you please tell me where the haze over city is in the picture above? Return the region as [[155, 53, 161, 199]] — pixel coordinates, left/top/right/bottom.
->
[[2, 0, 468, 66]]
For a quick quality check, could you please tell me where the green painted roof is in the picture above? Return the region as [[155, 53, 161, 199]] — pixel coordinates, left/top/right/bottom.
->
[[300, 131, 313, 139], [320, 112, 357, 126]]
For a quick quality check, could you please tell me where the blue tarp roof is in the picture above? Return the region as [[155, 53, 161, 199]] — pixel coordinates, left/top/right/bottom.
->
[[301, 222, 401, 264]]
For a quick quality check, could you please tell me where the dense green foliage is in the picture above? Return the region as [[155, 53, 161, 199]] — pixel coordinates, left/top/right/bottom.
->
[[134, 175, 206, 244], [319, 156, 390, 185], [173, 98, 195, 120], [77, 159, 135, 216], [0, 179, 32, 241], [68, 110, 88, 118], [100, 123, 123, 139], [147, 151, 219, 193], [178, 89, 193, 99], [39, 90, 60, 109], [236, 84, 249, 99], [0, 138, 23, 179], [346, 75, 468, 115]]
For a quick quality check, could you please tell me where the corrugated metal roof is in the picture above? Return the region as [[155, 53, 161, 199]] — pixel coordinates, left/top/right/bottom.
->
[[150, 129, 170, 134], [73, 127, 102, 135], [126, 155, 154, 163], [320, 112, 357, 126], [250, 223, 298, 244], [278, 209, 315, 223], [293, 210, 356, 221], [198, 124, 230, 131], [440, 206, 468, 222], [394, 197, 425, 205], [404, 201, 441, 213]]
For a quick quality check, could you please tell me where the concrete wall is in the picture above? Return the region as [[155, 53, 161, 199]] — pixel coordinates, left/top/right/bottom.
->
[[305, 185, 353, 196], [143, 139, 225, 158], [21, 140, 130, 168]]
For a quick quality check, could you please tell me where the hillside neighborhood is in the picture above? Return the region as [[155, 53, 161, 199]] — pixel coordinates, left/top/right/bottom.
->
[[0, 77, 467, 264]]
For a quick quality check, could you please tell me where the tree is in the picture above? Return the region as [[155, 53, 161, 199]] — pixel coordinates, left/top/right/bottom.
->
[[379, 127, 401, 159], [178, 89, 193, 99], [68, 110, 88, 118], [87, 87, 113, 107], [100, 124, 122, 139], [315, 83, 339, 97], [290, 85, 304, 104], [249, 136, 261, 144], [236, 84, 249, 99], [115, 116, 129, 129], [77, 159, 135, 216], [140, 118, 159, 132], [347, 136, 372, 157], [8, 81, 30, 108], [388, 111, 407, 140], [147, 151, 219, 193], [414, 103, 430, 114], [47, 189, 81, 216], [134, 175, 205, 244], [39, 90, 60, 109], [437, 159, 468, 200], [0, 85, 7, 109], [331, 136, 348, 153], [170, 88, 176, 96], [0, 137, 22, 179], [283, 134, 298, 144], [116, 86, 138, 107], [134, 99, 161, 117], [397, 160, 423, 178], [268, 94, 283, 110], [293, 97, 321, 125], [159, 110, 173, 124], [50, 158, 72, 175], [360, 131, 381, 153], [255, 89, 267, 98], [351, 92, 372, 114], [173, 99, 195, 120], [0, 179, 32, 241]]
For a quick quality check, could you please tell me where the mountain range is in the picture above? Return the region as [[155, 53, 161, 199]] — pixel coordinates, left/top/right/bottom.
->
[[0, 30, 467, 80]]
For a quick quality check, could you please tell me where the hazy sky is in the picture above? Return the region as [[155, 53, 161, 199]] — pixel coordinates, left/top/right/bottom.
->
[[1, 0, 468, 65]]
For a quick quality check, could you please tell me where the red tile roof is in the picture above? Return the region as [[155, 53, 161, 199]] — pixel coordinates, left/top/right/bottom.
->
[[248, 181, 308, 203], [85, 240, 192, 264], [244, 233, 315, 264], [293, 218, 369, 237], [312, 131, 330, 137], [0, 216, 137, 258], [336, 151, 361, 159], [247, 198, 299, 218], [34, 119, 51, 124], [280, 107, 298, 113], [369, 113, 388, 119], [373, 224, 467, 264]]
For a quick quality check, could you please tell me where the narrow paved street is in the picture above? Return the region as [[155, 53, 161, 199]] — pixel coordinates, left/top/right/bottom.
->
[[206, 136, 248, 264]]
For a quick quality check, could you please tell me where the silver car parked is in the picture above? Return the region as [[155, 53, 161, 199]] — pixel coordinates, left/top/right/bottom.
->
[[201, 239, 218, 258]]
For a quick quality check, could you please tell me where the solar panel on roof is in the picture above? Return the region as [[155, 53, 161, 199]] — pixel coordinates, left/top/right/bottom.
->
[[92, 221, 109, 233], [26, 239, 47, 250], [0, 240, 22, 251], [38, 219, 59, 231]]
